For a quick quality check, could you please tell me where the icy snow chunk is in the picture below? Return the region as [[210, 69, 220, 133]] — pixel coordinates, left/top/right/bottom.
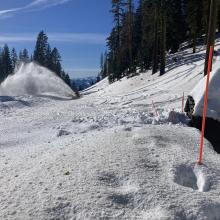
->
[[168, 111, 188, 124], [88, 123, 100, 130], [57, 129, 71, 137], [152, 118, 159, 125]]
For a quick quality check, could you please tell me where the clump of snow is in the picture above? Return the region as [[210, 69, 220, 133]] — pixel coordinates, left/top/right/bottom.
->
[[142, 206, 170, 220], [57, 129, 71, 137], [168, 111, 188, 124], [194, 164, 210, 192], [190, 67, 220, 121], [0, 62, 75, 98]]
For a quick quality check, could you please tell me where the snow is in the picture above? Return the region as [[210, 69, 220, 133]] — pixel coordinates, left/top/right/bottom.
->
[[0, 43, 220, 219], [0, 62, 75, 98], [190, 66, 220, 121]]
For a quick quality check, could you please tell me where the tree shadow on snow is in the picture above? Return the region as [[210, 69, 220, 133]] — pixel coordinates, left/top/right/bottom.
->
[[0, 96, 30, 107], [36, 94, 77, 101]]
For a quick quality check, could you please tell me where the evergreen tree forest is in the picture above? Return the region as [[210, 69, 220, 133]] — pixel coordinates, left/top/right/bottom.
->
[[100, 0, 220, 83], [0, 31, 71, 87]]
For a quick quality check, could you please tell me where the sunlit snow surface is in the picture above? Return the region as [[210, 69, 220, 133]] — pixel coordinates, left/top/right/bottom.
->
[[1, 43, 220, 219], [191, 67, 220, 121]]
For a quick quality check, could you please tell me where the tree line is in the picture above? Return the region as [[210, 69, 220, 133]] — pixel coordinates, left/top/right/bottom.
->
[[0, 31, 71, 86], [100, 0, 220, 83]]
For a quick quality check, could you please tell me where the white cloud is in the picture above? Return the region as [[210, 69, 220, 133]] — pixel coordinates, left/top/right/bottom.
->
[[0, 0, 72, 18], [0, 33, 107, 45], [25, 0, 71, 11], [0, 35, 35, 43]]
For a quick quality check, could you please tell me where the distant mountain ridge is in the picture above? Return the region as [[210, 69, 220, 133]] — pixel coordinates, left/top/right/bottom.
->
[[71, 76, 100, 91]]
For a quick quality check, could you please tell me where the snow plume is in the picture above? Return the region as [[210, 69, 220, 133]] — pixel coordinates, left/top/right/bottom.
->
[[0, 62, 75, 98]]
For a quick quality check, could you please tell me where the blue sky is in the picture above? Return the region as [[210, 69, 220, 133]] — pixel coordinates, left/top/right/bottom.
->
[[0, 0, 112, 78]]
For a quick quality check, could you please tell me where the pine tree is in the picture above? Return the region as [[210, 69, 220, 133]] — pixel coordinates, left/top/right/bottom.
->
[[64, 72, 71, 86], [159, 0, 167, 76], [22, 49, 29, 62], [0, 45, 13, 83], [1, 45, 13, 82], [100, 53, 104, 77], [204, 0, 218, 75], [102, 51, 109, 78], [133, 0, 143, 71], [11, 48, 18, 71], [19, 51, 23, 61], [108, 0, 125, 80], [152, 1, 160, 74], [217, 3, 220, 32], [139, 0, 154, 71], [51, 47, 62, 77], [187, 0, 204, 53], [105, 0, 218, 82], [33, 31, 48, 66], [46, 44, 53, 70], [18, 49, 29, 63], [166, 0, 187, 53], [127, 0, 134, 73], [0, 48, 3, 83], [107, 28, 119, 81]]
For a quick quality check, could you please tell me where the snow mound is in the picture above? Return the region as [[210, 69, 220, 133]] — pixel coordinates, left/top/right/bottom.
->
[[191, 67, 220, 121], [0, 62, 75, 98]]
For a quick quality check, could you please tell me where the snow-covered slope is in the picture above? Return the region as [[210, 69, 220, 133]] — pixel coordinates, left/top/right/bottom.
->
[[1, 43, 220, 220]]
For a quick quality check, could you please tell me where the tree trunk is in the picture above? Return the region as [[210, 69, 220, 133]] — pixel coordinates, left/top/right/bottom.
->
[[160, 0, 166, 76], [128, 0, 133, 74], [152, 4, 159, 74], [217, 5, 220, 32], [204, 0, 217, 76], [193, 32, 197, 54]]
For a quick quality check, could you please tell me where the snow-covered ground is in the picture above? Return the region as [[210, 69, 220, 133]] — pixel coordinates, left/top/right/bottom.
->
[[1, 43, 220, 219]]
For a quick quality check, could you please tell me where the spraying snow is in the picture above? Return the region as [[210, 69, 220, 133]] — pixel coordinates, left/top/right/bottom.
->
[[0, 62, 75, 98]]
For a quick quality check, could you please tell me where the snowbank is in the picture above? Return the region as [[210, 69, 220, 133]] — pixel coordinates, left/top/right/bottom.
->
[[191, 67, 220, 121]]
